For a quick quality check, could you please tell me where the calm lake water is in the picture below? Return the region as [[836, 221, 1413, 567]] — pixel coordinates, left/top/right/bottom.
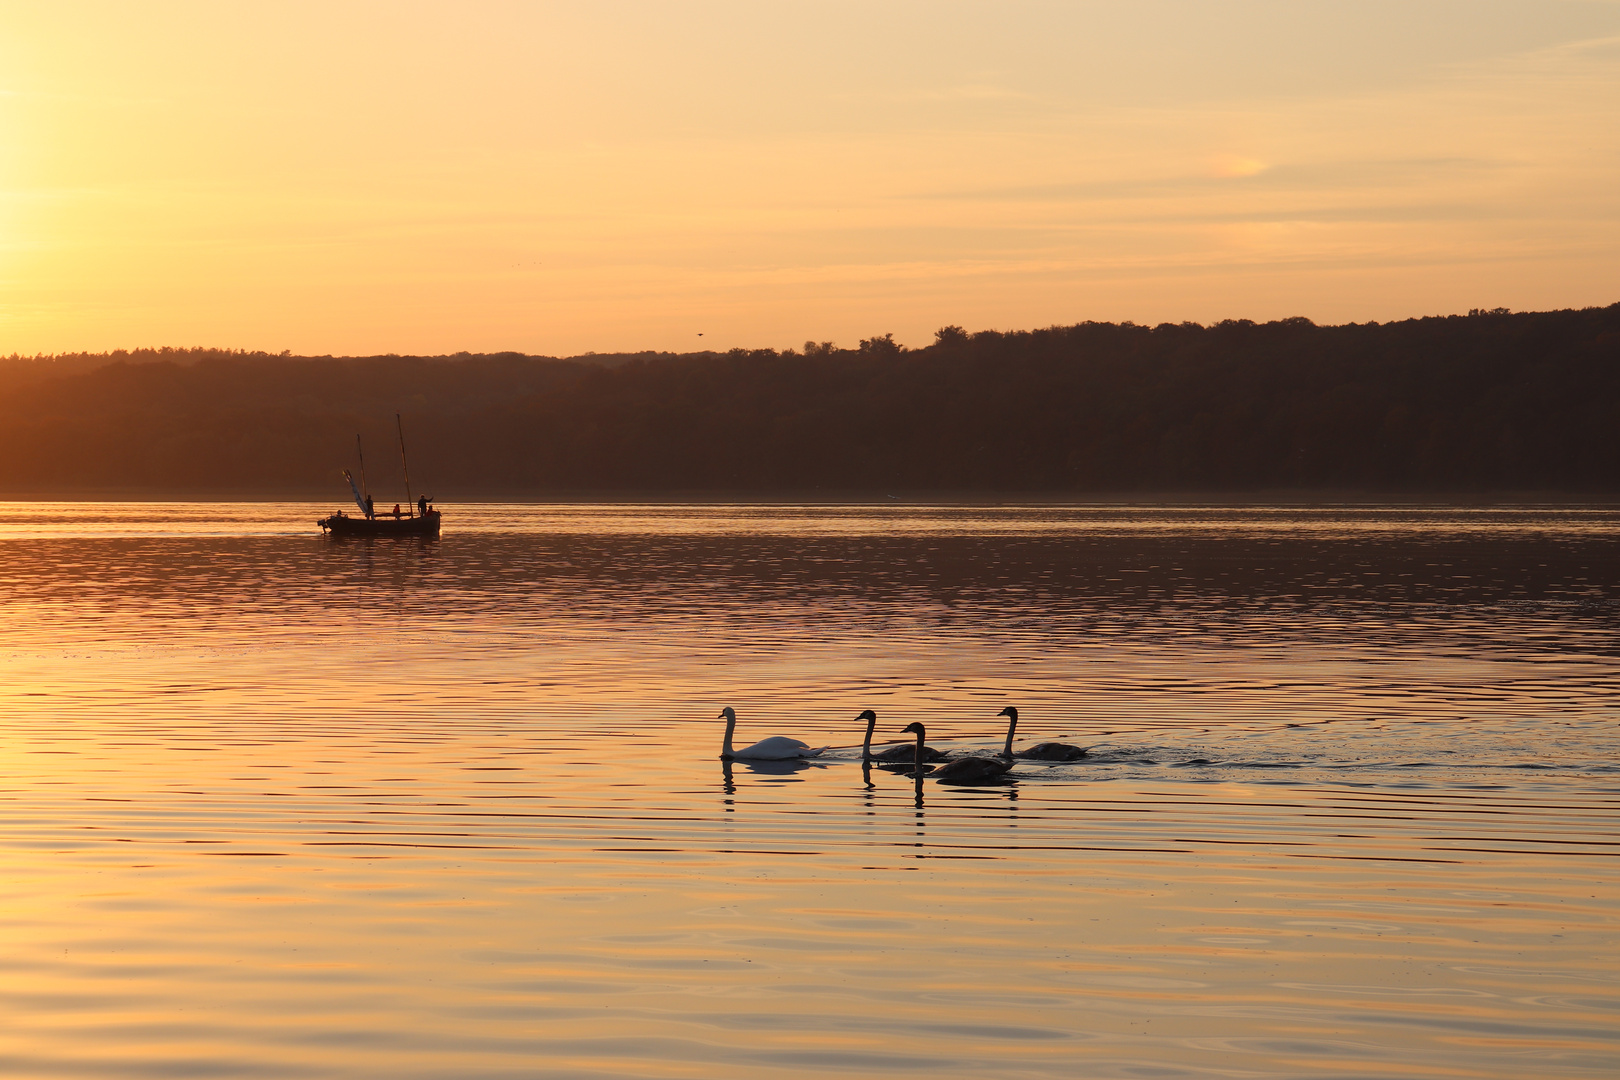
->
[[0, 502, 1616, 1079]]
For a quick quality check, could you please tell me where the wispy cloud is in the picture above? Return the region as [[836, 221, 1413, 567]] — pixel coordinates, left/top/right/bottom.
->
[[904, 83, 1035, 103], [912, 158, 1502, 204]]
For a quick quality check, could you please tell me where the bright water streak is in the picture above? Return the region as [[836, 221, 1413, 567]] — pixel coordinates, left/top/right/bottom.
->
[[0, 502, 1616, 1079]]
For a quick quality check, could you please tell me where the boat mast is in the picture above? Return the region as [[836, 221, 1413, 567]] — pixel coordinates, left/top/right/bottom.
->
[[396, 412, 414, 515], [356, 434, 370, 501]]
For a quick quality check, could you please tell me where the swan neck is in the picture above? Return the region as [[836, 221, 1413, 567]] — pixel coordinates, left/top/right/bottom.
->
[[1003, 714, 1017, 757], [722, 713, 736, 757], [914, 728, 925, 766], [862, 719, 874, 758]]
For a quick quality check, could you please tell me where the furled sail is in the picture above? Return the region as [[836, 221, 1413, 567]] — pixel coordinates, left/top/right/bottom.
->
[[343, 470, 367, 515]]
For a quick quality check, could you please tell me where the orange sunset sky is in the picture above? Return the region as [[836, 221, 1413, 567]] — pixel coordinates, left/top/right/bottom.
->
[[2, 1, 1618, 356]]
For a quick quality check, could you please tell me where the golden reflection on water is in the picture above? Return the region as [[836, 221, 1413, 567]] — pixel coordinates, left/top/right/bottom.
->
[[0, 503, 1615, 1078]]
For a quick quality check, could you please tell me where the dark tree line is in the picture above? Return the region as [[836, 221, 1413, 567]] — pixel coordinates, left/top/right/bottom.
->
[[2, 304, 1617, 494]]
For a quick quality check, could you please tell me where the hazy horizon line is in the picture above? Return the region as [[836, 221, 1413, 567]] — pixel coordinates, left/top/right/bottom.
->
[[8, 300, 1616, 365]]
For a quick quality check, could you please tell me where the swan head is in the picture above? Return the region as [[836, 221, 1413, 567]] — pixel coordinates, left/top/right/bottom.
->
[[719, 707, 736, 721], [857, 709, 877, 725], [902, 721, 926, 737], [997, 706, 1018, 720]]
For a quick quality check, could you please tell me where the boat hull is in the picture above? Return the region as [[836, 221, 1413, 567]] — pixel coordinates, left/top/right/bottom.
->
[[319, 511, 441, 537]]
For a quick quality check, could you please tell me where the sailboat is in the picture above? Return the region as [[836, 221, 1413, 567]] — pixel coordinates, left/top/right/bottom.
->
[[318, 414, 442, 537]]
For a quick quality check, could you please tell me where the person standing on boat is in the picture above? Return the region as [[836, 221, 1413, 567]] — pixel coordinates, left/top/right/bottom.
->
[[417, 494, 428, 518], [364, 495, 375, 521], [392, 503, 401, 518]]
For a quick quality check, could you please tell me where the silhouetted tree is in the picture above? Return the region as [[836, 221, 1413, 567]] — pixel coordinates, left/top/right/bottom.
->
[[858, 333, 902, 357]]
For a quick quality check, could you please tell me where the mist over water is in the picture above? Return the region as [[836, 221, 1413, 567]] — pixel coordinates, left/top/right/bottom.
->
[[0, 503, 1615, 1078]]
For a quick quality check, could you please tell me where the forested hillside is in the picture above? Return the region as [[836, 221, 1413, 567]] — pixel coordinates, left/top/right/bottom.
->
[[3, 305, 1617, 495]]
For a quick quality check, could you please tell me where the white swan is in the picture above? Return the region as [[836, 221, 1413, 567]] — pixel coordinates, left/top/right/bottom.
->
[[718, 707, 824, 760]]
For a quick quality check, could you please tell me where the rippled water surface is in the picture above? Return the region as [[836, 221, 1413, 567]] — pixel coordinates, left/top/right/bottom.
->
[[0, 502, 1616, 1079]]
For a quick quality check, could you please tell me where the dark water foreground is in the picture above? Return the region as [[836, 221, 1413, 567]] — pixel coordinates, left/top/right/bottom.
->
[[0, 503, 1615, 1079]]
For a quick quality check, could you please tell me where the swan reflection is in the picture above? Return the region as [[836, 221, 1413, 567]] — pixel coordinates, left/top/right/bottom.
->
[[719, 757, 823, 783], [741, 757, 819, 777]]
